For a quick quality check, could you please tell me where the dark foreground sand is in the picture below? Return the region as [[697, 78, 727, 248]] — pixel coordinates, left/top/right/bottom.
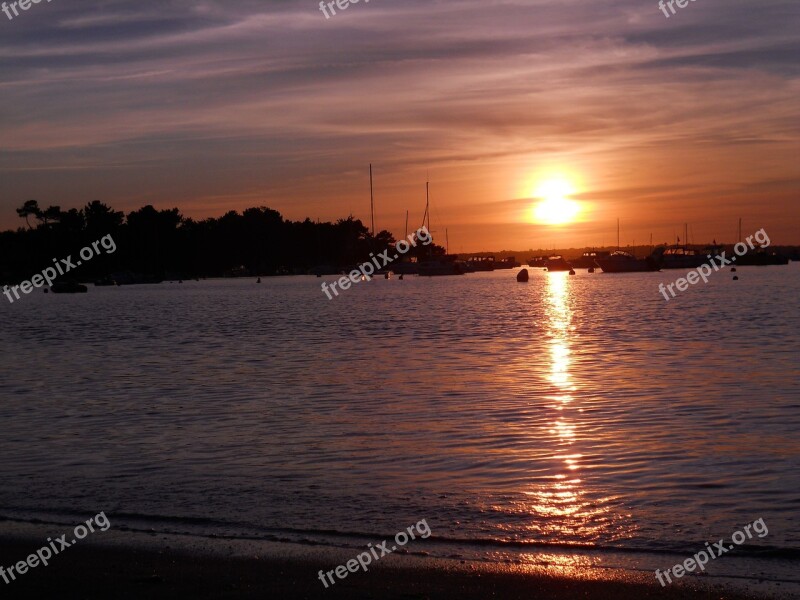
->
[[0, 533, 787, 600]]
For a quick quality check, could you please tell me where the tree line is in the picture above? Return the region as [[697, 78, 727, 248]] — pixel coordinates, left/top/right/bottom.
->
[[1, 200, 444, 283]]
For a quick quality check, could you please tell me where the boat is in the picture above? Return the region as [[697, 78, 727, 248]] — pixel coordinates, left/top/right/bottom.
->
[[493, 257, 519, 270], [50, 281, 88, 294], [730, 218, 788, 265], [653, 245, 709, 269], [418, 256, 466, 276], [466, 256, 495, 271], [391, 260, 420, 275], [415, 182, 465, 276], [570, 250, 610, 269], [595, 251, 660, 273], [544, 255, 573, 272], [736, 251, 790, 266], [652, 224, 724, 269], [595, 219, 661, 272], [527, 256, 548, 268]]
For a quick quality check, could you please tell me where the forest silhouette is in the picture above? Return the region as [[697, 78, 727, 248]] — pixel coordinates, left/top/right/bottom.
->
[[1, 200, 445, 283]]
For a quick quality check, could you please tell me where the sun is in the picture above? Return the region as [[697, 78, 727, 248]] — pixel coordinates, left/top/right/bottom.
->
[[531, 178, 580, 225]]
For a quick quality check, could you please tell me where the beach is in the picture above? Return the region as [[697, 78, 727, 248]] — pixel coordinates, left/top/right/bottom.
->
[[0, 525, 790, 600]]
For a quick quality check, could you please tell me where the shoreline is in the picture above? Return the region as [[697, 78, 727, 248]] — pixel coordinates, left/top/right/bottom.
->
[[0, 521, 793, 599]]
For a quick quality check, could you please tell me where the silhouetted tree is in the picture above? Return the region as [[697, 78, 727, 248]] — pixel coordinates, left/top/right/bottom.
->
[[84, 201, 123, 237], [57, 208, 85, 235], [1, 200, 422, 283], [125, 205, 182, 276], [39, 205, 62, 228], [16, 200, 41, 230]]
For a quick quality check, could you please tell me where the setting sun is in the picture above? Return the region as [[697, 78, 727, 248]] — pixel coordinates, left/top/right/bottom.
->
[[531, 178, 580, 225]]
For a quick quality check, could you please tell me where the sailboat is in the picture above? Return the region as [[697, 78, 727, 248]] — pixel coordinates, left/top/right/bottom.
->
[[595, 219, 660, 273], [544, 255, 573, 271], [733, 218, 789, 266], [417, 181, 465, 276], [570, 250, 611, 269], [652, 223, 722, 269], [595, 251, 660, 272], [369, 164, 392, 277], [392, 208, 421, 275]]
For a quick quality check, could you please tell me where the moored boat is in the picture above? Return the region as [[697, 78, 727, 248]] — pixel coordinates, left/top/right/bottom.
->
[[466, 256, 495, 271], [571, 250, 610, 269], [391, 260, 420, 275], [595, 251, 660, 273], [418, 256, 466, 276], [415, 181, 464, 276], [736, 250, 790, 266], [493, 257, 519, 270], [544, 255, 573, 272], [652, 244, 722, 269], [528, 256, 548, 268]]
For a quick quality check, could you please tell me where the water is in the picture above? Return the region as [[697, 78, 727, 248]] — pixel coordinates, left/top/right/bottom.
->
[[1, 266, 799, 580]]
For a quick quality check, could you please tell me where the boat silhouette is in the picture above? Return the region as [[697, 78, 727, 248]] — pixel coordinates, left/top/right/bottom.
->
[[595, 251, 660, 273]]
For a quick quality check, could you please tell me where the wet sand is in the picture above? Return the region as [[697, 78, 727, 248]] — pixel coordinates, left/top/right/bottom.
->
[[0, 530, 786, 600]]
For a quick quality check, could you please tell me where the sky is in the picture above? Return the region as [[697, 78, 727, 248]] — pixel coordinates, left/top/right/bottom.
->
[[0, 0, 798, 252]]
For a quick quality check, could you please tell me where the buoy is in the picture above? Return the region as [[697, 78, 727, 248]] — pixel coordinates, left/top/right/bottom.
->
[[733, 275, 739, 280], [399, 274, 404, 280], [569, 269, 576, 276], [588, 267, 595, 273], [516, 268, 529, 282], [257, 277, 261, 283], [731, 267, 736, 272]]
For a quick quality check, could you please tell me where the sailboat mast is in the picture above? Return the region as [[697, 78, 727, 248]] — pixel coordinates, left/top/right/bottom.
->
[[446, 228, 449, 254], [425, 181, 431, 231], [617, 218, 620, 250], [405, 210, 409, 240], [423, 181, 431, 232], [369, 164, 375, 237], [422, 182, 432, 258]]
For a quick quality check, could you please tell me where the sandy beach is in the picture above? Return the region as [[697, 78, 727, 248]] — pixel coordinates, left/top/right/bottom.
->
[[0, 523, 790, 600]]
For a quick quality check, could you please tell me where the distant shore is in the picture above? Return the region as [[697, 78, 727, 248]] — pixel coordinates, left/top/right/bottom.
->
[[0, 523, 790, 600]]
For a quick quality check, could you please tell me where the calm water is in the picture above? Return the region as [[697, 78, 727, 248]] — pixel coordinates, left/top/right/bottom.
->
[[1, 266, 799, 576]]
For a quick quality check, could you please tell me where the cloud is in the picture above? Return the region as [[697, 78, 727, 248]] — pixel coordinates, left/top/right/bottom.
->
[[0, 0, 797, 247]]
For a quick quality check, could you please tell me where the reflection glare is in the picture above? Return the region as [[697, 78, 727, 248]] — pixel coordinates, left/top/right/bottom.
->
[[520, 272, 613, 545]]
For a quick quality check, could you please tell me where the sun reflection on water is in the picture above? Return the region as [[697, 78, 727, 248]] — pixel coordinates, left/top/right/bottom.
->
[[516, 272, 623, 547], [484, 270, 637, 557], [544, 272, 580, 473]]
